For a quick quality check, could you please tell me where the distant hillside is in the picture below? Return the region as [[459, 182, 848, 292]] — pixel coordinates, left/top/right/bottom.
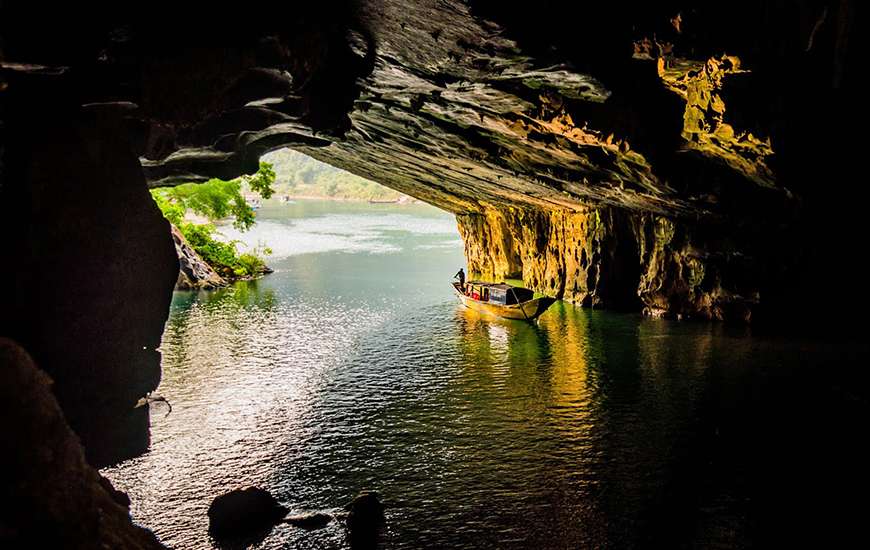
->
[[260, 149, 404, 201]]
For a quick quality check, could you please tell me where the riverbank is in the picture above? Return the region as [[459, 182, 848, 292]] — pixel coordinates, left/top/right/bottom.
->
[[171, 222, 273, 291]]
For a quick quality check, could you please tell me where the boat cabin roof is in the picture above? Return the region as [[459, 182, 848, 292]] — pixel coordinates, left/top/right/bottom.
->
[[461, 281, 536, 305], [467, 281, 516, 290]]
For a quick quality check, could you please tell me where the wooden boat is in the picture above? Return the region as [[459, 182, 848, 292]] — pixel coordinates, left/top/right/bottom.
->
[[452, 281, 556, 321]]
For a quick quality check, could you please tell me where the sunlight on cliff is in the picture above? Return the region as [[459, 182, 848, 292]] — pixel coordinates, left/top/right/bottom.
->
[[662, 55, 776, 188]]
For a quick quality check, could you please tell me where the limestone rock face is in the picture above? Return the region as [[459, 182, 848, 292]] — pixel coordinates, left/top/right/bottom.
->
[[457, 207, 641, 311], [458, 205, 760, 320], [3, 1, 860, 325], [0, 338, 166, 550], [634, 215, 758, 322], [171, 224, 227, 290]]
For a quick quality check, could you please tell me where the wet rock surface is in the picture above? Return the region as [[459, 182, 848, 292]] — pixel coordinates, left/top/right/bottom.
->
[[284, 512, 333, 530]]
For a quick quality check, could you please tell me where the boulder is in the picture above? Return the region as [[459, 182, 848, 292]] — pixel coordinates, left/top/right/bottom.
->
[[207, 487, 287, 538], [345, 491, 385, 549]]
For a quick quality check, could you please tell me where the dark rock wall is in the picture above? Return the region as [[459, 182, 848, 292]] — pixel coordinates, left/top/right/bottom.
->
[[0, 107, 178, 465], [0, 338, 166, 549]]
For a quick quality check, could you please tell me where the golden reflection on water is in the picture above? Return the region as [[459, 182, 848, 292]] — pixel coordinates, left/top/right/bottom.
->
[[99, 204, 835, 550], [109, 279, 735, 549], [454, 302, 595, 412]]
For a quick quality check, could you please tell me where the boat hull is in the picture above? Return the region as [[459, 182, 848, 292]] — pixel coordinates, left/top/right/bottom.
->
[[452, 283, 556, 321]]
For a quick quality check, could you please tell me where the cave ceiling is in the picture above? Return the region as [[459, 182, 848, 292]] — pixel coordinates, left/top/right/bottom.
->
[[2, 1, 840, 219]]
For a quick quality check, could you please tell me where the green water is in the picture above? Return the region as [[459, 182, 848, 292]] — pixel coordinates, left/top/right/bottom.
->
[[102, 200, 870, 549]]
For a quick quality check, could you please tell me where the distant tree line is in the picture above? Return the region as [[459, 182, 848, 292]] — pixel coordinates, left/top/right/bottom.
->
[[261, 149, 402, 201]]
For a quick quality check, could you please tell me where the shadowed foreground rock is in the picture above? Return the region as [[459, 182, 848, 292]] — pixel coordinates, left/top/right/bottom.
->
[[346, 491, 385, 549], [0, 338, 165, 550], [0, 111, 179, 465], [207, 487, 288, 539]]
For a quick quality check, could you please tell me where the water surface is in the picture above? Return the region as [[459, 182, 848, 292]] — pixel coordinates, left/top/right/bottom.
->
[[103, 200, 869, 549]]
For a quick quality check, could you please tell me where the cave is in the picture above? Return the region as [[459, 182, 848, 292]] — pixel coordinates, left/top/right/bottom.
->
[[0, 1, 866, 548]]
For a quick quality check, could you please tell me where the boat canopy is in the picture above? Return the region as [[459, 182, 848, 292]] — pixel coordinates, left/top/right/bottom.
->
[[466, 281, 534, 305]]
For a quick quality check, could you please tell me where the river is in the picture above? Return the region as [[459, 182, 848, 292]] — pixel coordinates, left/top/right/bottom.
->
[[102, 200, 869, 549]]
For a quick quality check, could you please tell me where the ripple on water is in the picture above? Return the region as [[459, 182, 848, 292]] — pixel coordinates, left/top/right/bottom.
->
[[102, 202, 870, 549]]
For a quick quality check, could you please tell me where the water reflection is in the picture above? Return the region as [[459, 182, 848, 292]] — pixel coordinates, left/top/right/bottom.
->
[[101, 201, 870, 549]]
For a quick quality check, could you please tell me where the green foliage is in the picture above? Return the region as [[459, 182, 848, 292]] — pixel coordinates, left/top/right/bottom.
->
[[150, 191, 186, 226], [261, 148, 403, 200], [158, 179, 248, 229], [236, 252, 266, 277], [173, 221, 271, 279], [246, 161, 276, 200], [150, 163, 277, 280], [179, 222, 238, 270], [150, 162, 275, 230]]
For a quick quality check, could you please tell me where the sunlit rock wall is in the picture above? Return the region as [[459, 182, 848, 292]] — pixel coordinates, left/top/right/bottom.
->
[[457, 207, 639, 310], [459, 206, 760, 321]]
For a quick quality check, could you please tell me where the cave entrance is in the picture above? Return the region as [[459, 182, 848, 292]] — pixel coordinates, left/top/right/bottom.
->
[[97, 149, 473, 545], [2, 1, 866, 543], [156, 147, 464, 295]]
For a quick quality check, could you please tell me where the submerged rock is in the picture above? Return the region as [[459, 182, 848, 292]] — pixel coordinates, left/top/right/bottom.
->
[[284, 512, 333, 530], [345, 491, 385, 549], [207, 487, 287, 538]]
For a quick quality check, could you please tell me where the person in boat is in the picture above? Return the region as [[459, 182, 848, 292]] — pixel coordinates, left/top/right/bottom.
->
[[454, 268, 466, 292]]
